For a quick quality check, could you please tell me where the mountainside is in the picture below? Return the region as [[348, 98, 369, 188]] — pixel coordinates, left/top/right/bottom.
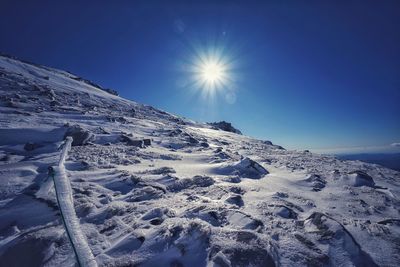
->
[[0, 55, 399, 267]]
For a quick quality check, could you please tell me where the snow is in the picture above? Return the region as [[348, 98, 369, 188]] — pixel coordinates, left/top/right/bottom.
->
[[0, 54, 400, 266]]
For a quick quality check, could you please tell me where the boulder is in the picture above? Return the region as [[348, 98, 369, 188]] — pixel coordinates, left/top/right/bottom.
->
[[234, 157, 269, 179], [225, 194, 244, 207], [349, 171, 375, 187], [273, 206, 297, 219], [64, 125, 94, 146], [187, 135, 199, 144], [121, 135, 151, 148], [24, 142, 42, 151], [200, 142, 209, 148], [123, 138, 143, 148], [305, 174, 326, 191], [143, 139, 151, 146]]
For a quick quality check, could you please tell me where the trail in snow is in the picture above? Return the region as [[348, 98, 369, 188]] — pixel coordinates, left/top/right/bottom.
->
[[52, 137, 97, 267]]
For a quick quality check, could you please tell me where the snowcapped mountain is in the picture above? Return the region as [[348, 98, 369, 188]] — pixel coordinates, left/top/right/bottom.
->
[[0, 54, 399, 267]]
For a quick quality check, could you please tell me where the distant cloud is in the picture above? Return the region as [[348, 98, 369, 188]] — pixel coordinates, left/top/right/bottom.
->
[[391, 142, 400, 147]]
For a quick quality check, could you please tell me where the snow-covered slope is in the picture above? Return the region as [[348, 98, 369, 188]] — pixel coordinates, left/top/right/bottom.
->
[[0, 55, 399, 267]]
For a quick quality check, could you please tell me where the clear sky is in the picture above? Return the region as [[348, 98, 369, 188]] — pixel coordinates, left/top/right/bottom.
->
[[1, 0, 399, 153]]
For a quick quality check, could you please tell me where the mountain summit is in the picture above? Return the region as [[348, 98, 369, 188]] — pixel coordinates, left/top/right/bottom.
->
[[0, 55, 399, 267]]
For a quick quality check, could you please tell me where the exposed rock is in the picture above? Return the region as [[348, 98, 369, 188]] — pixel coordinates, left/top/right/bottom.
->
[[225, 194, 244, 207], [187, 135, 199, 144], [349, 171, 375, 187], [143, 138, 151, 146], [208, 121, 242, 135], [120, 135, 151, 147], [167, 129, 182, 137], [231, 157, 269, 179], [168, 175, 215, 192], [121, 135, 144, 148], [192, 175, 215, 187], [126, 186, 164, 202], [49, 100, 60, 107], [146, 167, 176, 175], [273, 206, 297, 219], [305, 174, 326, 191], [200, 142, 209, 148], [23, 142, 42, 151], [102, 88, 119, 96], [64, 124, 94, 146]]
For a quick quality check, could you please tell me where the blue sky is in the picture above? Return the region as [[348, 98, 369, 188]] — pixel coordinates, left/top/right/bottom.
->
[[1, 0, 399, 153]]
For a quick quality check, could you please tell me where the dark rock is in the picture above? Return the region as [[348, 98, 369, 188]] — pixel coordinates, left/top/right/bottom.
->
[[305, 174, 326, 191], [121, 135, 144, 148], [225, 194, 244, 207], [200, 142, 209, 148], [5, 100, 16, 108], [168, 129, 182, 137], [102, 88, 119, 96], [143, 139, 151, 146], [188, 136, 199, 144], [168, 175, 215, 192], [49, 100, 60, 106], [192, 175, 215, 187], [150, 218, 163, 225], [24, 142, 42, 151], [0, 154, 10, 161], [147, 167, 176, 175], [208, 121, 242, 135], [214, 147, 223, 153], [129, 108, 136, 117]]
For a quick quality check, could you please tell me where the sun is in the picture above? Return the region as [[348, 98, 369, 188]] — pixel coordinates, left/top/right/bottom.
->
[[194, 55, 230, 92], [201, 61, 225, 84], [180, 43, 238, 103]]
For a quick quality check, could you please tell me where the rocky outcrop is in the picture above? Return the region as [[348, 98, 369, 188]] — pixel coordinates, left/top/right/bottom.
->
[[208, 121, 242, 135]]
